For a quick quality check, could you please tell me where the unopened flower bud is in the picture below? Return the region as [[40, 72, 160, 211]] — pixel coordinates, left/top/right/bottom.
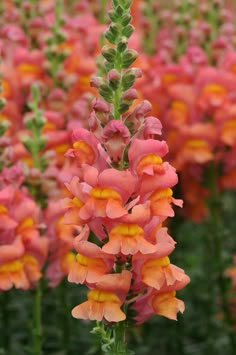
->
[[90, 76, 106, 89], [92, 98, 111, 114], [135, 100, 152, 118], [101, 45, 116, 63], [122, 89, 138, 101], [117, 37, 128, 52], [121, 49, 138, 68]]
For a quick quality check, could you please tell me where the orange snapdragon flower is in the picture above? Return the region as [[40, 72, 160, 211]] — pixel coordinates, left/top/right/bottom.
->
[[72, 270, 132, 322]]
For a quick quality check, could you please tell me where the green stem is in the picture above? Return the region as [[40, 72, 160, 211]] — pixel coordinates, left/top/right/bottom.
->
[[207, 162, 236, 352], [60, 279, 70, 355], [112, 321, 129, 355], [113, 52, 123, 120], [142, 0, 158, 55], [0, 291, 10, 354], [32, 281, 42, 355]]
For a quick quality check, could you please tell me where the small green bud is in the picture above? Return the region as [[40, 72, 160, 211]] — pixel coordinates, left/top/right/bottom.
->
[[117, 37, 128, 52], [108, 10, 119, 22], [108, 69, 120, 90], [122, 24, 134, 38], [0, 120, 10, 137], [99, 83, 114, 103], [21, 136, 33, 153], [121, 49, 138, 68], [118, 102, 131, 114], [121, 14, 132, 26], [116, 5, 124, 17], [121, 70, 136, 91], [104, 24, 119, 44], [101, 45, 117, 63], [112, 0, 119, 8], [121, 0, 133, 10], [0, 98, 6, 110], [37, 137, 46, 151]]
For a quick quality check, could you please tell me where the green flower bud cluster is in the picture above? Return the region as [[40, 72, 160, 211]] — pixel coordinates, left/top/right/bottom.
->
[[95, 0, 141, 119], [44, 0, 67, 85], [21, 84, 47, 172]]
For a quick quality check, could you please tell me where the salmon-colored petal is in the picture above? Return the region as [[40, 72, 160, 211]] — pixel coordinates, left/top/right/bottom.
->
[[0, 274, 12, 290], [72, 301, 90, 319], [121, 236, 138, 255], [104, 302, 126, 322], [68, 263, 87, 284], [152, 294, 185, 320], [89, 301, 104, 321], [142, 267, 165, 290], [102, 237, 121, 255], [106, 200, 128, 218]]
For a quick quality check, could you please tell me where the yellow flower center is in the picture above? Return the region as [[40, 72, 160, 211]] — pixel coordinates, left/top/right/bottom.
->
[[202, 83, 226, 96], [17, 63, 42, 75], [0, 260, 23, 273], [61, 252, 76, 272], [110, 224, 144, 239], [153, 291, 176, 304], [186, 139, 209, 149], [171, 100, 188, 113], [149, 188, 173, 202], [1, 79, 13, 98], [88, 289, 120, 303], [21, 254, 38, 266], [222, 118, 236, 130], [72, 197, 83, 208], [76, 253, 93, 266], [0, 204, 8, 214], [89, 187, 122, 201], [16, 217, 34, 234], [142, 256, 170, 270], [55, 143, 70, 154], [161, 73, 177, 86], [72, 141, 95, 164], [136, 154, 163, 175]]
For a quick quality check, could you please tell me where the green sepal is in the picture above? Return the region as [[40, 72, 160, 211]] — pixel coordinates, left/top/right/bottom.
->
[[104, 24, 120, 44], [121, 14, 132, 26], [121, 70, 136, 90], [109, 78, 120, 91], [21, 137, 34, 153], [122, 24, 134, 38], [108, 10, 119, 23], [117, 37, 128, 52], [99, 84, 114, 103], [118, 102, 131, 114], [121, 0, 133, 10], [0, 97, 6, 110], [101, 45, 117, 63], [112, 0, 120, 8], [121, 49, 138, 68]]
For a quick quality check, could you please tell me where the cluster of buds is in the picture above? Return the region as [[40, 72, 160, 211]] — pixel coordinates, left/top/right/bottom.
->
[[63, 0, 189, 332]]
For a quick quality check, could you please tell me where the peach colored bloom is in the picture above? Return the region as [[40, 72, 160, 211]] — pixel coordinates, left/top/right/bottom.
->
[[72, 270, 132, 322], [68, 241, 113, 285], [102, 223, 157, 256], [151, 291, 185, 320]]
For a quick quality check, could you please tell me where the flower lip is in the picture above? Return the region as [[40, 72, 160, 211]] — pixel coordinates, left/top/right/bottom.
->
[[87, 289, 121, 303], [89, 187, 122, 201]]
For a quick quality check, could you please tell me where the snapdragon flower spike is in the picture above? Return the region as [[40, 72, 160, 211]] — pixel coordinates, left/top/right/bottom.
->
[[64, 1, 189, 347]]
